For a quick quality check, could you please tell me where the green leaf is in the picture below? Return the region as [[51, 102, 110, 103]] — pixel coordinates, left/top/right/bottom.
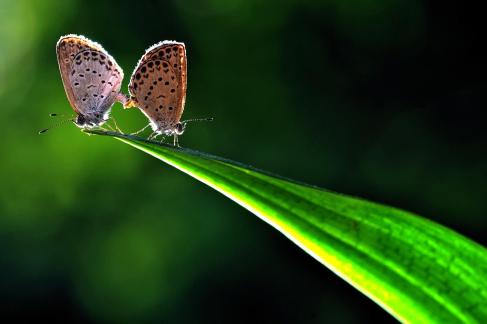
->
[[86, 129, 487, 323]]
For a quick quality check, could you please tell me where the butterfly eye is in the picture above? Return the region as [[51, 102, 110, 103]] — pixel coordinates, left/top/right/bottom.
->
[[76, 115, 86, 126]]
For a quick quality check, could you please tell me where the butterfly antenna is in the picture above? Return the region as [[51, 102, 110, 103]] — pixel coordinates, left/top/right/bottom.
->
[[49, 113, 68, 117], [182, 117, 214, 125], [39, 118, 75, 134]]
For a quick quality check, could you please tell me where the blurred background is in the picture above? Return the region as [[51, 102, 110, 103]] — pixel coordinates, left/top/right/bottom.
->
[[1, 0, 486, 322]]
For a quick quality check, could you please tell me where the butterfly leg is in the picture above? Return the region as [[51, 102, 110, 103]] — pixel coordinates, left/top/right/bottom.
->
[[130, 124, 151, 136], [100, 124, 114, 132], [173, 135, 180, 147], [148, 132, 158, 141], [111, 116, 123, 133]]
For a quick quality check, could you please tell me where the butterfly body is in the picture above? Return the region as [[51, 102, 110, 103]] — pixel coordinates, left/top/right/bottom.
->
[[56, 34, 127, 128]]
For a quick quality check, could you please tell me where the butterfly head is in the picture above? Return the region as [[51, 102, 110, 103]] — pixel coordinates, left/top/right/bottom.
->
[[155, 122, 186, 136], [175, 122, 185, 135], [74, 112, 107, 128]]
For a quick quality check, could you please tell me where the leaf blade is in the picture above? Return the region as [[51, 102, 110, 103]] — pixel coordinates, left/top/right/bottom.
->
[[89, 130, 487, 322]]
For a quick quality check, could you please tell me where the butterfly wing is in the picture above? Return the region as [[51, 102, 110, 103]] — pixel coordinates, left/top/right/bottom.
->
[[56, 35, 125, 117], [128, 41, 187, 132]]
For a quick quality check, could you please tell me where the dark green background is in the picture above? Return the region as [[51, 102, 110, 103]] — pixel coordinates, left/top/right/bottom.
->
[[1, 0, 485, 322]]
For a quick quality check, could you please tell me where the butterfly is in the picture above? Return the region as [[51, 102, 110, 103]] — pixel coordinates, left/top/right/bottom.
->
[[56, 34, 127, 129], [125, 41, 210, 146]]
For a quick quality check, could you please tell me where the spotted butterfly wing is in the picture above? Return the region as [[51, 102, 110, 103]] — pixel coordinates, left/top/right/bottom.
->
[[56, 34, 126, 127], [128, 41, 187, 135]]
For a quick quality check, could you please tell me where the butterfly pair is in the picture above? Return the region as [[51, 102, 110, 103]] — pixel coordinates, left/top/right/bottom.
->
[[55, 34, 204, 145]]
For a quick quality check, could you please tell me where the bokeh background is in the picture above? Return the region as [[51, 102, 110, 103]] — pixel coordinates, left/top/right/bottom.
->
[[1, 0, 486, 322]]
